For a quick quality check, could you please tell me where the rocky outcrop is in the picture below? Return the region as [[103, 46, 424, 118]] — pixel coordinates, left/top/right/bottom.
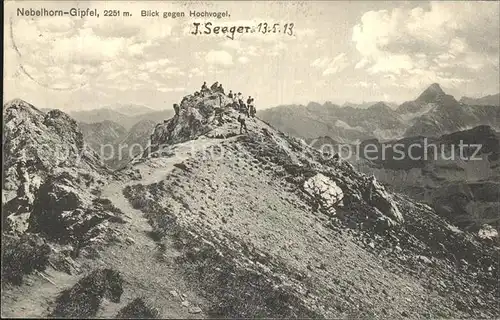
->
[[362, 176, 404, 225], [2, 99, 123, 254], [27, 172, 123, 245], [3, 99, 109, 217], [151, 92, 234, 147]]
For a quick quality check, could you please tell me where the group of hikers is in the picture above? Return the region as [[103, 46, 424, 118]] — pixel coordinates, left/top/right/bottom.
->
[[202, 81, 225, 95], [203, 81, 256, 134], [200, 81, 256, 117], [172, 81, 257, 134], [228, 91, 257, 118]]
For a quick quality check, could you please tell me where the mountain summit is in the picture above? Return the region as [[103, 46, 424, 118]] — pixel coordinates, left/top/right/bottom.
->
[[402, 84, 500, 137], [397, 83, 454, 115], [415, 83, 446, 103], [124, 88, 497, 318]]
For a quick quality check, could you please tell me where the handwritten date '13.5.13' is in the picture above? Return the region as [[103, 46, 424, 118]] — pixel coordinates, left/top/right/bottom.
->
[[191, 22, 295, 40]]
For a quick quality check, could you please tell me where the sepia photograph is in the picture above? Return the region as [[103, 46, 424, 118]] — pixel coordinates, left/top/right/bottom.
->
[[2, 0, 499, 318]]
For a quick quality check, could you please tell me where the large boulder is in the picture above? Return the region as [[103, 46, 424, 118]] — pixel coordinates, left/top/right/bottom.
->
[[478, 224, 498, 241], [303, 173, 344, 214]]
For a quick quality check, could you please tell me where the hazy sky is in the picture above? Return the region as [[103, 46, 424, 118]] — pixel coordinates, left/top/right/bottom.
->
[[3, 0, 499, 111]]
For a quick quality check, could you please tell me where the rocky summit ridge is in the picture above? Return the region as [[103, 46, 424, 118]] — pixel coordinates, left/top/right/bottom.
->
[[2, 90, 499, 319], [3, 98, 121, 255]]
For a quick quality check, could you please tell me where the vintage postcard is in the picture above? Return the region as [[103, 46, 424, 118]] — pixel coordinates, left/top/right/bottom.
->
[[2, 0, 499, 318]]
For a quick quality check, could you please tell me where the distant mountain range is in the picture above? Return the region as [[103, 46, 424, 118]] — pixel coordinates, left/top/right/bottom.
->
[[39, 104, 172, 130], [459, 93, 500, 106], [260, 101, 407, 143], [104, 103, 157, 116], [307, 125, 500, 234], [79, 119, 157, 169], [260, 84, 500, 143], [35, 104, 165, 169], [400, 84, 500, 137], [69, 107, 172, 130], [266, 84, 500, 233], [359, 125, 500, 233], [342, 101, 398, 109]]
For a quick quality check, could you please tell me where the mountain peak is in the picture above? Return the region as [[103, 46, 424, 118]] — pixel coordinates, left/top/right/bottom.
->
[[429, 83, 443, 89], [427, 83, 445, 93], [368, 101, 390, 110], [150, 90, 234, 146], [4, 98, 45, 118], [4, 98, 31, 107], [416, 83, 446, 103]]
